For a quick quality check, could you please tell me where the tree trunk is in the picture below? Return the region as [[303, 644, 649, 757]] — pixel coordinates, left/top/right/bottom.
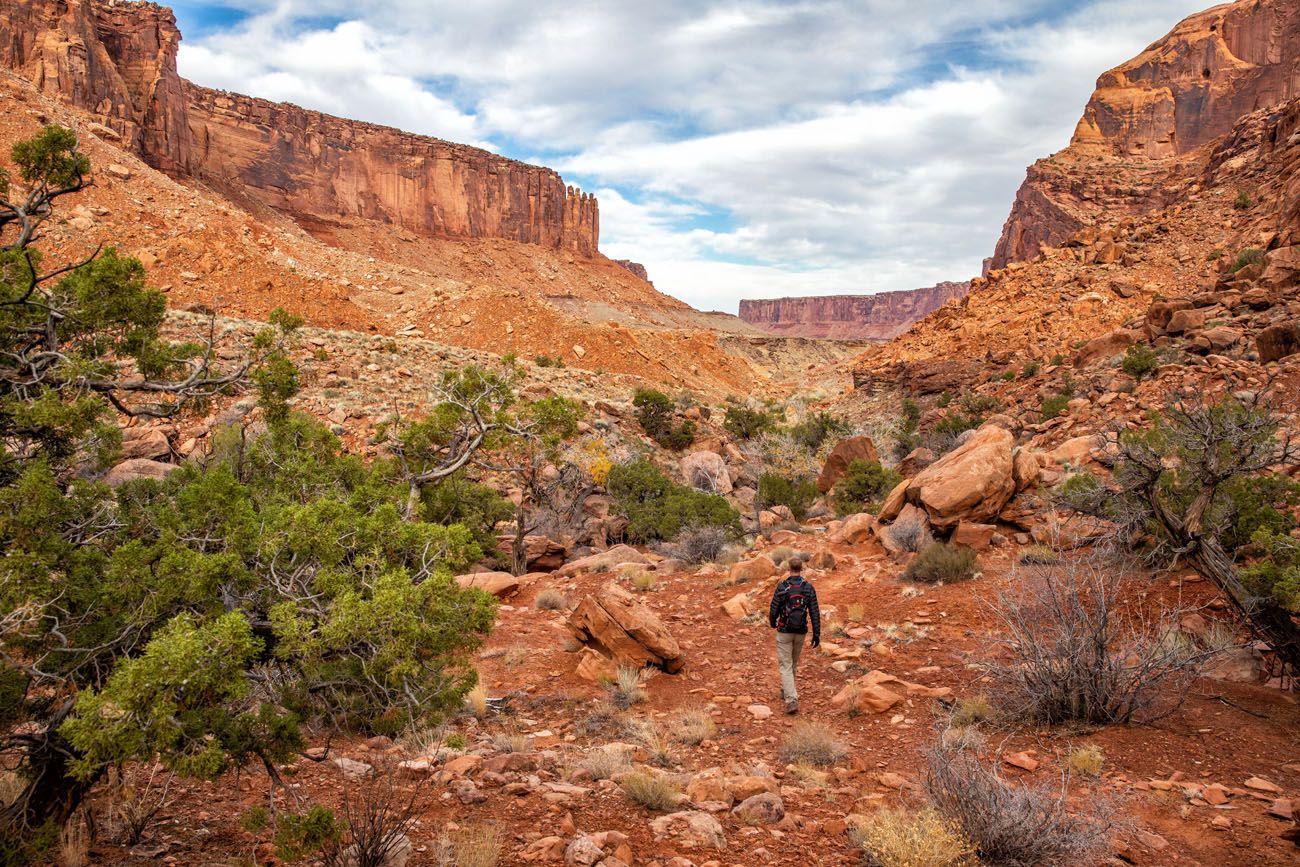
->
[[1188, 541, 1300, 674], [1, 728, 99, 844]]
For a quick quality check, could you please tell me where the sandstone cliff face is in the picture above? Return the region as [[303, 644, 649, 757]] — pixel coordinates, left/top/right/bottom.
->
[[992, 0, 1300, 268], [0, 0, 190, 173], [0, 0, 599, 256], [738, 282, 970, 340]]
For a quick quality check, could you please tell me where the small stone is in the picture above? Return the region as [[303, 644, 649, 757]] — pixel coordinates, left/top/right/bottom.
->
[[1245, 776, 1283, 794], [747, 704, 772, 720], [1004, 752, 1039, 772]]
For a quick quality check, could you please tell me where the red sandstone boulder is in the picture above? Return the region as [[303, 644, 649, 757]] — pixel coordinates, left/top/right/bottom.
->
[[903, 426, 1017, 530], [817, 436, 880, 493], [569, 583, 684, 672]]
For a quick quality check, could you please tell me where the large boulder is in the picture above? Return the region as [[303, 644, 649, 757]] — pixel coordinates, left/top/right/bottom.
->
[[121, 427, 171, 460], [1258, 323, 1300, 364], [454, 571, 520, 598], [496, 535, 568, 571], [728, 554, 777, 584], [104, 458, 177, 488], [557, 545, 649, 577], [1072, 329, 1140, 368], [681, 451, 732, 494], [569, 583, 684, 672], [903, 425, 1016, 530], [816, 436, 880, 493], [828, 512, 876, 545]]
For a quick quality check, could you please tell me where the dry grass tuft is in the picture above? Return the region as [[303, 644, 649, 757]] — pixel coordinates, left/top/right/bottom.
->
[[631, 572, 658, 593], [576, 745, 632, 781], [490, 732, 529, 754], [1018, 544, 1060, 566], [59, 812, 89, 867], [778, 721, 848, 768], [534, 589, 569, 610], [442, 824, 502, 867], [846, 601, 866, 622], [665, 707, 716, 745], [850, 807, 976, 867], [619, 771, 681, 812], [1067, 743, 1105, 777], [949, 694, 994, 727], [611, 665, 648, 708], [628, 719, 676, 768], [464, 683, 489, 719]]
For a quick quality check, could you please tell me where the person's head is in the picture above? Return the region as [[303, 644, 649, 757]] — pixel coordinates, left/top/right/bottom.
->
[[788, 558, 804, 575]]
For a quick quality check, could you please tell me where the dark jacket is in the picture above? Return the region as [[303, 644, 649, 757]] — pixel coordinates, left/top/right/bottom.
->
[[769, 575, 820, 643]]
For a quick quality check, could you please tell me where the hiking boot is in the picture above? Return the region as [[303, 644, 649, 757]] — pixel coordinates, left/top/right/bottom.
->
[[785, 699, 798, 715]]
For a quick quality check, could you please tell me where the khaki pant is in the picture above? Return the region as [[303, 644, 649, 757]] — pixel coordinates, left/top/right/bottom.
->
[[775, 632, 806, 701]]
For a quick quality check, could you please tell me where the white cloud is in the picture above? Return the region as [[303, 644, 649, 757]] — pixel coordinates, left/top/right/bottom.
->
[[171, 0, 1210, 312]]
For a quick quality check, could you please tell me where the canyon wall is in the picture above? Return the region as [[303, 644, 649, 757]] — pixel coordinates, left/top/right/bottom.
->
[[991, 0, 1300, 269], [738, 282, 970, 340], [0, 0, 599, 256]]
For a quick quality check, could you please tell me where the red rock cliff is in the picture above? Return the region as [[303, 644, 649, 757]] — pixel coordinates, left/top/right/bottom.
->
[[991, 0, 1300, 268], [0, 0, 600, 256], [738, 282, 970, 340]]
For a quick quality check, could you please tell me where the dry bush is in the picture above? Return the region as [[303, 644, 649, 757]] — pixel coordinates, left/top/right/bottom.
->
[[778, 721, 848, 768], [464, 684, 489, 719], [620, 771, 681, 811], [534, 589, 569, 611], [631, 572, 658, 593], [439, 824, 502, 867], [103, 764, 174, 845], [1067, 744, 1106, 777], [323, 769, 426, 867], [949, 695, 993, 728], [767, 546, 797, 567], [846, 602, 866, 622], [611, 665, 648, 709], [905, 543, 977, 584], [850, 807, 975, 867], [666, 708, 716, 745], [939, 725, 986, 752], [925, 746, 1115, 867], [397, 725, 451, 758], [576, 745, 632, 781], [887, 511, 933, 554], [989, 558, 1209, 725], [673, 526, 730, 564]]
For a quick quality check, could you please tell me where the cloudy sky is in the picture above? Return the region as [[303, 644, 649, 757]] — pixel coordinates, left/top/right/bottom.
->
[[169, 1, 1206, 312]]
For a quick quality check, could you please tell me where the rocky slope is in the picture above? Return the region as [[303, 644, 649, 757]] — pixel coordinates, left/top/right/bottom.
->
[[738, 282, 970, 340], [0, 0, 598, 255], [991, 0, 1300, 269]]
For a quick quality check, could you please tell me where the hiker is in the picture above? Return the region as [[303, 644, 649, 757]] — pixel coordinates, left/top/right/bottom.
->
[[768, 558, 820, 715]]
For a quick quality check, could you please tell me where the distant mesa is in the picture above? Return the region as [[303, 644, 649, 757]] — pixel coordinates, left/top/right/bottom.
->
[[737, 282, 970, 340], [0, 0, 600, 256]]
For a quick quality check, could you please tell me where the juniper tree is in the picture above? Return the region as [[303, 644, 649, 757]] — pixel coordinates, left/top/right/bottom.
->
[[0, 128, 497, 861]]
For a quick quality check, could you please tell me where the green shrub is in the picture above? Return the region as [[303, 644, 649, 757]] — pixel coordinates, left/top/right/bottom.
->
[[1222, 474, 1300, 552], [758, 472, 821, 520], [999, 370, 1015, 382], [937, 391, 953, 408], [274, 806, 342, 862], [1020, 361, 1041, 379], [959, 393, 1001, 417], [1229, 248, 1264, 273], [1208, 249, 1224, 261], [1049, 353, 1066, 366], [534, 354, 565, 368], [1040, 394, 1070, 420], [633, 388, 696, 450], [421, 474, 515, 563], [790, 411, 852, 452], [1120, 344, 1159, 380], [904, 543, 978, 584], [831, 459, 902, 515], [1234, 191, 1252, 210], [723, 403, 776, 441], [894, 398, 923, 458], [607, 460, 740, 543]]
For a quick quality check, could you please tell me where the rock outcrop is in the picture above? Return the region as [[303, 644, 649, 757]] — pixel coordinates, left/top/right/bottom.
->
[[992, 0, 1300, 268], [0, 0, 600, 256], [568, 583, 685, 673], [738, 282, 970, 340]]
